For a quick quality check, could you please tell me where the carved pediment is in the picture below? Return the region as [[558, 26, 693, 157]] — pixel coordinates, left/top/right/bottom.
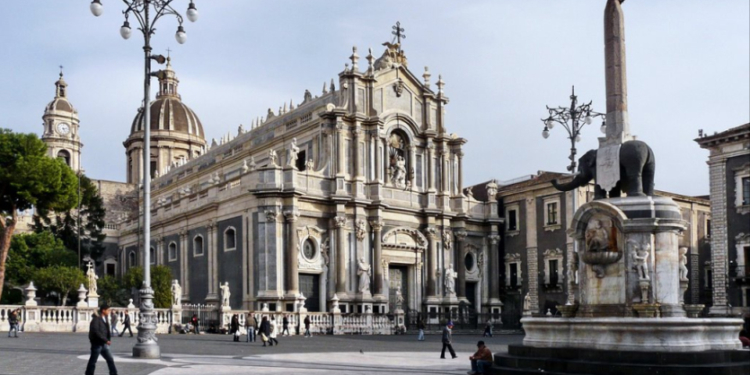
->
[[382, 226, 427, 251], [505, 253, 521, 262], [297, 225, 326, 243]]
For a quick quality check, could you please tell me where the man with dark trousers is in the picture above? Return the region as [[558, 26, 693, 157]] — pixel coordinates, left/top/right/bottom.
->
[[85, 304, 118, 375], [118, 312, 133, 337], [440, 322, 457, 359]]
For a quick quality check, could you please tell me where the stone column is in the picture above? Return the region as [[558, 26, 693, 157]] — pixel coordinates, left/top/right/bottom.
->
[[370, 220, 384, 296], [334, 215, 347, 294], [179, 230, 189, 299], [707, 157, 729, 315], [442, 149, 450, 193], [373, 133, 382, 182], [206, 220, 218, 300], [426, 140, 435, 190], [408, 145, 416, 189], [285, 210, 300, 296], [488, 234, 500, 300], [457, 151, 464, 194], [455, 230, 468, 298], [336, 124, 346, 176], [425, 227, 439, 297], [353, 127, 363, 179]]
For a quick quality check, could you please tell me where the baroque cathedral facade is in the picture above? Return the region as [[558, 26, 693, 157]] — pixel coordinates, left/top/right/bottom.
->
[[40, 42, 503, 317]]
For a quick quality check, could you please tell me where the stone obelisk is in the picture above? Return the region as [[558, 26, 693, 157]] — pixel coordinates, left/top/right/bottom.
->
[[597, 0, 634, 194]]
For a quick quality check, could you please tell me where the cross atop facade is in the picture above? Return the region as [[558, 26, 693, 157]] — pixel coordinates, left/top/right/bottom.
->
[[391, 21, 406, 45], [166, 47, 172, 58], [59, 65, 64, 77]]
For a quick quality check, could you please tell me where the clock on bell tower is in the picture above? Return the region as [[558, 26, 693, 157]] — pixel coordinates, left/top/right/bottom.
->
[[41, 70, 82, 171]]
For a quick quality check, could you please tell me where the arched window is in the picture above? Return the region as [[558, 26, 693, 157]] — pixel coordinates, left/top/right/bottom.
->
[[149, 247, 156, 265], [224, 228, 236, 251], [129, 251, 136, 267], [194, 235, 204, 256], [168, 242, 177, 262], [57, 150, 71, 166]]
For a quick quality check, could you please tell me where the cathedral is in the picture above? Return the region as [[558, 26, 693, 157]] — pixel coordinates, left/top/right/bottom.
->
[[39, 41, 503, 317]]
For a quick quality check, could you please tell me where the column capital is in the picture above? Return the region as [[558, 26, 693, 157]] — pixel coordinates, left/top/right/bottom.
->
[[265, 210, 278, 223], [352, 127, 363, 137], [424, 226, 439, 240], [455, 230, 468, 241], [369, 220, 384, 232], [333, 215, 347, 228], [488, 234, 500, 245], [457, 151, 464, 159], [336, 122, 346, 131], [206, 219, 217, 230], [283, 210, 300, 222], [178, 229, 187, 238]]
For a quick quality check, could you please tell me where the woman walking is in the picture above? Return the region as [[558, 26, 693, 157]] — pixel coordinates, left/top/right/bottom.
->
[[230, 314, 240, 342], [259, 316, 271, 347], [269, 317, 280, 346]]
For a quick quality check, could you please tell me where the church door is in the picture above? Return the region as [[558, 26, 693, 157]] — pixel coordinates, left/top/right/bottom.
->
[[388, 266, 408, 312], [466, 282, 477, 310], [299, 274, 320, 312]]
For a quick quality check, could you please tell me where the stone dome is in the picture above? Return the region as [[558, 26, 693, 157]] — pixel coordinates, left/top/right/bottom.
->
[[128, 57, 205, 140]]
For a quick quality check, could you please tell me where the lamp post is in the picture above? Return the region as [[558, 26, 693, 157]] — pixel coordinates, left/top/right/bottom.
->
[[90, 0, 199, 359], [541, 86, 605, 173]]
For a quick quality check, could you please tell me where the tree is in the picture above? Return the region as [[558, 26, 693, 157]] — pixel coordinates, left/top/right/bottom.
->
[[34, 265, 86, 306], [98, 275, 129, 307], [34, 174, 107, 264], [124, 265, 173, 308], [0, 129, 78, 299], [5, 231, 76, 288]]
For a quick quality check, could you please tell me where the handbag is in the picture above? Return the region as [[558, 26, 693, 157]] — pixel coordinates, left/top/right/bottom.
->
[[261, 333, 268, 342]]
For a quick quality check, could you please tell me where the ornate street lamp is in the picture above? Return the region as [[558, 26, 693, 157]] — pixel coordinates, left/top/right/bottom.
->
[[90, 0, 199, 359], [541, 86, 605, 172]]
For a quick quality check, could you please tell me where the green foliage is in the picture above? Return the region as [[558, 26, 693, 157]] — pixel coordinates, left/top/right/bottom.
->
[[34, 174, 107, 263], [0, 129, 79, 299], [6, 231, 76, 287], [98, 275, 129, 307], [34, 265, 86, 306], [124, 265, 173, 308]]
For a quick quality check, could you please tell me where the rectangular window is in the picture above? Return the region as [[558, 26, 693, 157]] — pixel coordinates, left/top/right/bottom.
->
[[106, 264, 115, 277], [547, 202, 558, 225], [549, 259, 559, 287], [743, 177, 750, 205], [508, 210, 518, 231], [416, 154, 423, 189], [296, 150, 306, 171], [706, 219, 711, 238], [510, 263, 518, 287], [707, 269, 713, 289]]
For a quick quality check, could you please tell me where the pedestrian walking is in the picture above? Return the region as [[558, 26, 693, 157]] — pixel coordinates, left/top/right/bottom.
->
[[118, 312, 133, 337], [85, 304, 118, 375], [191, 314, 199, 334], [269, 317, 279, 346], [282, 315, 290, 336], [303, 315, 311, 337], [467, 340, 493, 375], [483, 319, 493, 338], [230, 314, 240, 342], [440, 322, 457, 359], [110, 310, 120, 336], [417, 318, 425, 341], [259, 316, 271, 347], [7, 308, 21, 338], [245, 313, 256, 342]]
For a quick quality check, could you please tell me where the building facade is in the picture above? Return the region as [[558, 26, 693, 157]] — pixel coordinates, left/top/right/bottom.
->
[[696, 123, 750, 318], [470, 171, 711, 326], [39, 42, 503, 317]]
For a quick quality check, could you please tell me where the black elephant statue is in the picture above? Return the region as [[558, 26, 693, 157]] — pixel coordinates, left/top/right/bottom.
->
[[551, 140, 655, 199]]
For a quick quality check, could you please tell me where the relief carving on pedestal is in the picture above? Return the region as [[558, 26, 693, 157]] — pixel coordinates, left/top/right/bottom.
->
[[581, 217, 622, 278]]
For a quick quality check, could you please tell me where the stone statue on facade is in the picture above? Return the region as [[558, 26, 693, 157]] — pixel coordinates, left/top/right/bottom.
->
[[171, 280, 182, 307], [86, 261, 98, 296], [238, 123, 244, 135], [220, 282, 231, 308], [523, 293, 531, 314], [444, 265, 457, 296], [679, 247, 689, 282], [389, 155, 407, 188], [357, 257, 371, 294], [287, 138, 300, 169], [630, 241, 650, 281], [585, 219, 609, 252], [269, 149, 278, 167]]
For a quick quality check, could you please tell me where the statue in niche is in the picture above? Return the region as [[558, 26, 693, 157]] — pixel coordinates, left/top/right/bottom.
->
[[679, 247, 689, 281], [171, 280, 182, 306], [287, 138, 299, 169], [568, 252, 580, 285], [389, 155, 407, 188], [86, 261, 98, 296], [630, 240, 650, 281], [585, 219, 610, 252], [357, 257, 371, 293], [220, 282, 231, 307], [444, 265, 457, 296], [523, 293, 531, 313], [396, 288, 404, 306]]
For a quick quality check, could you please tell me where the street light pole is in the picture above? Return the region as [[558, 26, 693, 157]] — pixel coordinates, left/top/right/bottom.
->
[[90, 0, 199, 359]]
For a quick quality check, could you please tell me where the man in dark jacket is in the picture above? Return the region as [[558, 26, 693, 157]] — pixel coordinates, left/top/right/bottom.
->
[[303, 315, 311, 337], [85, 304, 118, 375], [118, 312, 133, 337], [440, 322, 457, 359], [7, 308, 21, 338]]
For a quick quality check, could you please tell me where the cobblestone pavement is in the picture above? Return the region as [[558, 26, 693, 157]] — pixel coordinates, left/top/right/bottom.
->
[[0, 331, 523, 374]]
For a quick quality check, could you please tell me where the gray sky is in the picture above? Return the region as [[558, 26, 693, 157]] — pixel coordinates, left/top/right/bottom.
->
[[1, 1, 747, 196]]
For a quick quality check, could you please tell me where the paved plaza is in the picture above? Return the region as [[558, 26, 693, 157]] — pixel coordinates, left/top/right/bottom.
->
[[0, 332, 523, 374]]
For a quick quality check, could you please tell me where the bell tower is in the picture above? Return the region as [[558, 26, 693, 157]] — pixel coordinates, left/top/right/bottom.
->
[[41, 69, 82, 171]]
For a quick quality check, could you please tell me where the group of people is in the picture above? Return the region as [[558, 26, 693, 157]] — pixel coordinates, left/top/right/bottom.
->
[[106, 309, 133, 337], [228, 314, 313, 345]]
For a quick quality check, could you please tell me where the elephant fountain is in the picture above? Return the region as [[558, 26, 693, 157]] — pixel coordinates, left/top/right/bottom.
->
[[551, 140, 655, 199]]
